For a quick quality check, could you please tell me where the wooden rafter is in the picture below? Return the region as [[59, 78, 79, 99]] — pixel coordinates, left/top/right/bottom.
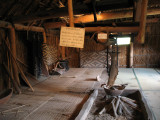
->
[[12, 1, 133, 23], [85, 26, 139, 32], [74, 8, 160, 23]]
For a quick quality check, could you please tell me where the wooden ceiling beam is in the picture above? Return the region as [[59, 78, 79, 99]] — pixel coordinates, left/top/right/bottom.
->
[[44, 22, 66, 29], [12, 1, 133, 23], [74, 8, 160, 23], [85, 26, 139, 32], [0, 20, 44, 32], [137, 0, 148, 44]]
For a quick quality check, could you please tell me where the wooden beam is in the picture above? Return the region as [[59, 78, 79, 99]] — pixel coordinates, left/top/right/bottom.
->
[[44, 22, 66, 29], [85, 26, 139, 32], [12, 1, 133, 23], [68, 0, 74, 27], [74, 8, 160, 23], [0, 20, 44, 32], [10, 28, 20, 86], [134, 0, 142, 21], [42, 32, 47, 43], [137, 0, 148, 44]]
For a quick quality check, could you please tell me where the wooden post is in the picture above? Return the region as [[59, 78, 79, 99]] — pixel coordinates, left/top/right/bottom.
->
[[137, 0, 148, 44], [134, 0, 142, 22], [42, 32, 47, 43], [10, 28, 20, 86], [129, 42, 133, 68], [107, 45, 118, 86], [68, 0, 74, 27]]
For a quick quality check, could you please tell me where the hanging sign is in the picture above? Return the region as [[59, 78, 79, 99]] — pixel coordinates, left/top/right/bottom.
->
[[98, 33, 107, 39], [60, 27, 85, 48]]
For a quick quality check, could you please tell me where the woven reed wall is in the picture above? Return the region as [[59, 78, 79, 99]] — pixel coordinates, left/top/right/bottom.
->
[[16, 31, 29, 73], [133, 22, 160, 68], [46, 30, 80, 68]]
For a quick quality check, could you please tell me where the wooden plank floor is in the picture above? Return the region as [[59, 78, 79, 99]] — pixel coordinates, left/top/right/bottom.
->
[[0, 68, 106, 120]]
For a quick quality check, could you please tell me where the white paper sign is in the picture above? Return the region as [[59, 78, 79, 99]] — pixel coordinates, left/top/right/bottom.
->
[[98, 33, 107, 39], [60, 27, 85, 48]]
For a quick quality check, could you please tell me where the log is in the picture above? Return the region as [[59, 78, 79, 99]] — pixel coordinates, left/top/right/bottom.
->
[[0, 20, 44, 32], [12, 1, 133, 23], [137, 0, 148, 44], [121, 97, 141, 112], [121, 96, 137, 103], [10, 28, 20, 86], [120, 100, 132, 116], [111, 98, 118, 118], [85, 26, 139, 33], [74, 8, 160, 23], [68, 0, 74, 27]]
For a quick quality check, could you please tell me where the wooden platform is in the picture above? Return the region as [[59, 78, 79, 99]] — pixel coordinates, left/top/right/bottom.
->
[[0, 68, 107, 120]]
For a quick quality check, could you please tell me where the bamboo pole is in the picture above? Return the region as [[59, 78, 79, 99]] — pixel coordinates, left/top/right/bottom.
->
[[10, 28, 20, 86]]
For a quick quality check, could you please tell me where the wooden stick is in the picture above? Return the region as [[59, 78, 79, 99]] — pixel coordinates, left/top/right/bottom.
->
[[115, 96, 121, 110], [121, 97, 141, 112], [120, 100, 132, 116], [121, 96, 137, 103], [117, 102, 122, 115], [2, 63, 21, 94], [98, 106, 106, 115], [111, 98, 118, 118], [0, 20, 44, 32], [3, 37, 34, 92]]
